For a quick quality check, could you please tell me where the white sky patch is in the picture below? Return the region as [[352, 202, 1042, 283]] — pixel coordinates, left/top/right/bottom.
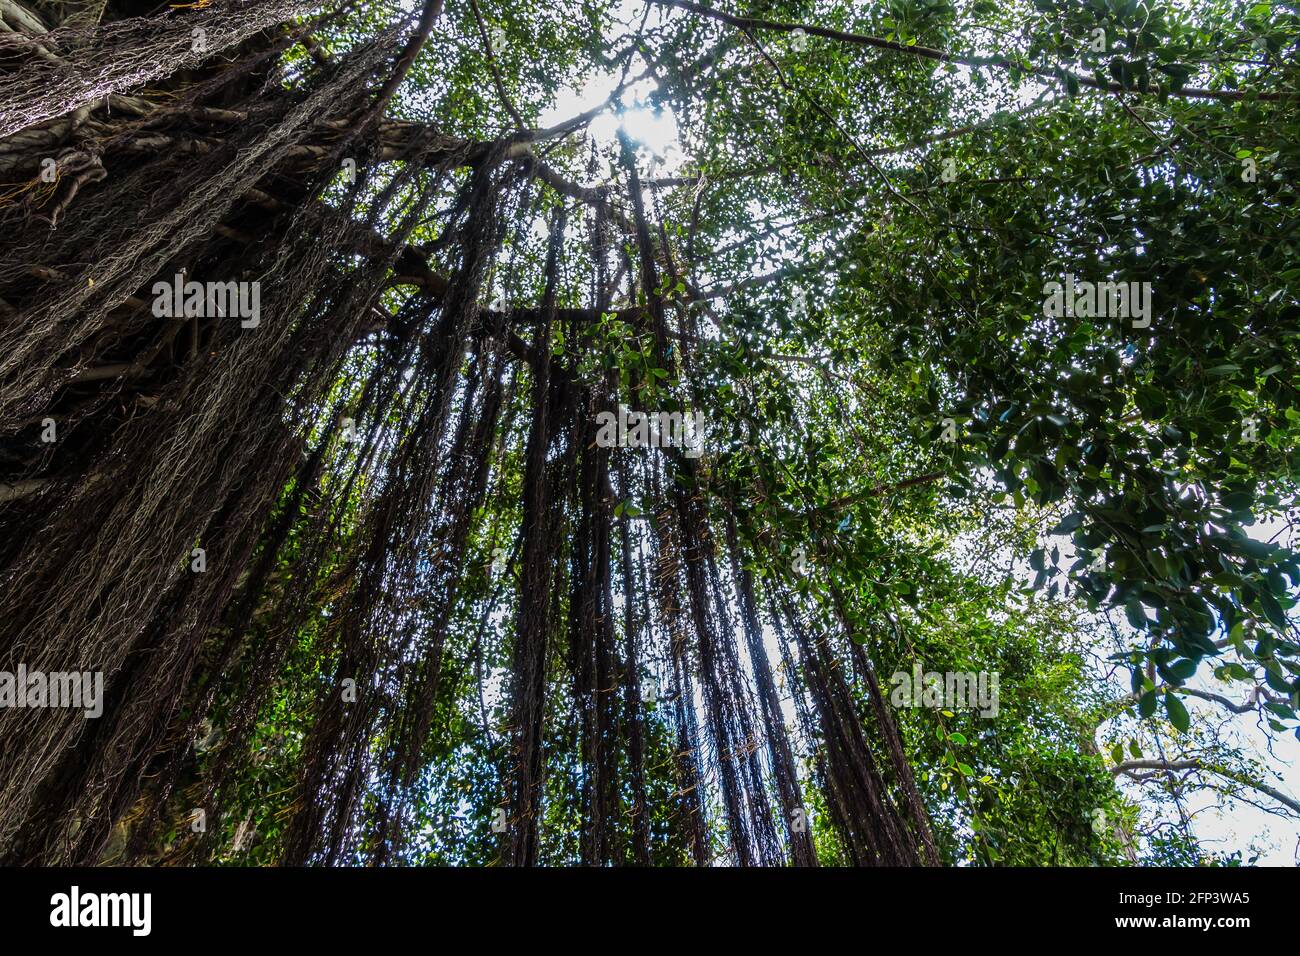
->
[[530, 0, 684, 178], [539, 72, 684, 180]]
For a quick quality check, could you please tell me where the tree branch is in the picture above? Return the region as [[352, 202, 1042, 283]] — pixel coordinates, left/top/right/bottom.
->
[[650, 0, 1290, 103], [1112, 758, 1300, 817], [467, 0, 525, 130]]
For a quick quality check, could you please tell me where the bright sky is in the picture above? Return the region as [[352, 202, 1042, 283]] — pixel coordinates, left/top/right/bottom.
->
[[536, 0, 684, 173]]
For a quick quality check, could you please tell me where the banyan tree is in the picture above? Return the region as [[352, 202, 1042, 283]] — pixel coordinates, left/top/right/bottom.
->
[[0, 0, 1296, 866]]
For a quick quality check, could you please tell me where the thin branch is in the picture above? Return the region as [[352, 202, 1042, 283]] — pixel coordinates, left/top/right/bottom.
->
[[467, 0, 525, 130], [828, 471, 947, 510], [651, 0, 1291, 102], [1112, 758, 1300, 817]]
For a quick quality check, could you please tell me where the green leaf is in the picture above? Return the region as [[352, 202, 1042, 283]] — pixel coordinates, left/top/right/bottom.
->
[[1126, 601, 1148, 630], [1138, 690, 1157, 718], [1222, 491, 1253, 512], [1164, 692, 1191, 732], [1258, 592, 1288, 630], [1049, 513, 1084, 535], [1167, 658, 1197, 684]]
